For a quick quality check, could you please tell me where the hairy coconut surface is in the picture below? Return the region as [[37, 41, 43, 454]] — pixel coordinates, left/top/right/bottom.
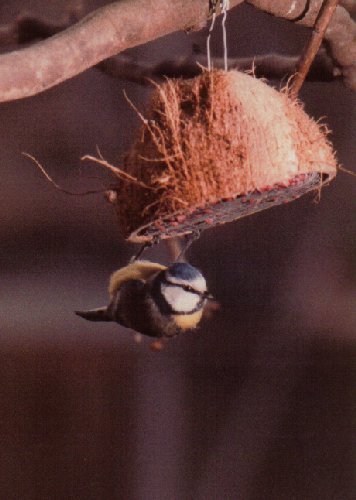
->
[[110, 70, 337, 241]]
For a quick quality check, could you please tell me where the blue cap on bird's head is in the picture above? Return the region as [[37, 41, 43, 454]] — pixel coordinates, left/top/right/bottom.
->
[[167, 262, 203, 281], [165, 262, 208, 295]]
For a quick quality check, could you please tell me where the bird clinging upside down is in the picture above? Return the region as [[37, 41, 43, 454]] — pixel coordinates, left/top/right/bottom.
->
[[75, 260, 213, 338]]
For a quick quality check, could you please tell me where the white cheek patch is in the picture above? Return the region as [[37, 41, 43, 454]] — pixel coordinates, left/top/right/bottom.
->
[[191, 276, 207, 293], [161, 285, 200, 313]]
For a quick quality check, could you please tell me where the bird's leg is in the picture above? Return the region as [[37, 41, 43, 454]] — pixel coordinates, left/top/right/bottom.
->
[[176, 229, 201, 261], [130, 235, 161, 262]]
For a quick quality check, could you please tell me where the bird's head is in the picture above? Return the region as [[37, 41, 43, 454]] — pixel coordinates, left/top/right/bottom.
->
[[156, 262, 212, 323]]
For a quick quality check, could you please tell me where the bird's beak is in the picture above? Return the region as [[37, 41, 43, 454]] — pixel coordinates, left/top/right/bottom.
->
[[203, 291, 214, 300]]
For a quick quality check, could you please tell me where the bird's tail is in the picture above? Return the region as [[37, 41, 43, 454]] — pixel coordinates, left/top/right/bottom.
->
[[75, 307, 112, 322]]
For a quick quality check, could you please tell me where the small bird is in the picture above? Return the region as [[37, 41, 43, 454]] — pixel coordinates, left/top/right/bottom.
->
[[75, 260, 213, 338]]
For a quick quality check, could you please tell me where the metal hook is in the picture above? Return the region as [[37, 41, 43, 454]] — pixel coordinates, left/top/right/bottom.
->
[[207, 1, 230, 72]]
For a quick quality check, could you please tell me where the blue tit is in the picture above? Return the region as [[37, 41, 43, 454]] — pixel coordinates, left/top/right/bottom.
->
[[75, 260, 213, 338]]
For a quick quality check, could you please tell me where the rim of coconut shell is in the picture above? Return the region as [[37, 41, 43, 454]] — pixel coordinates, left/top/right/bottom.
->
[[126, 171, 333, 243], [109, 70, 338, 243]]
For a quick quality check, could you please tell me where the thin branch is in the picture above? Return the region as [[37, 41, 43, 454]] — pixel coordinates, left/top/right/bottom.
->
[[290, 0, 340, 97], [247, 0, 356, 90], [97, 50, 339, 84], [23, 153, 108, 196]]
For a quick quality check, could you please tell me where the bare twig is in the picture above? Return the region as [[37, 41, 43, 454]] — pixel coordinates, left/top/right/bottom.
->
[[98, 50, 339, 84], [290, 0, 340, 97], [23, 153, 107, 196], [247, 0, 356, 90]]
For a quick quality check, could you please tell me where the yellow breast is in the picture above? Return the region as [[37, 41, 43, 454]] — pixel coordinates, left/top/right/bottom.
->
[[173, 310, 203, 330]]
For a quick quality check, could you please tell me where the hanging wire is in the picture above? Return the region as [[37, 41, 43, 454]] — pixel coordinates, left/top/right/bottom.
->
[[207, 1, 230, 72], [221, 0, 230, 71], [207, 2, 217, 71]]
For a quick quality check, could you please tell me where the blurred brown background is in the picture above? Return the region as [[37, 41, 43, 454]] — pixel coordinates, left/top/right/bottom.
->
[[0, 1, 355, 499]]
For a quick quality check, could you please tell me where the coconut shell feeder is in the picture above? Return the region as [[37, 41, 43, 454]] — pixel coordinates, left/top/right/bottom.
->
[[105, 69, 337, 244]]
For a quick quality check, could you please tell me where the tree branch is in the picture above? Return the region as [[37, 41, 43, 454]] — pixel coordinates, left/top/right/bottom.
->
[[290, 0, 340, 97], [0, 0, 354, 103], [247, 0, 356, 90], [0, 13, 339, 84], [0, 0, 243, 103], [97, 50, 339, 84]]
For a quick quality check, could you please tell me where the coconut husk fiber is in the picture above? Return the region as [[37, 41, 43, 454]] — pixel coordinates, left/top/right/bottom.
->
[[107, 69, 337, 242]]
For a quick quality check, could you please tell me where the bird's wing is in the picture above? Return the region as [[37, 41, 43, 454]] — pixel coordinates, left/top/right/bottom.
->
[[109, 260, 167, 297], [108, 279, 152, 332]]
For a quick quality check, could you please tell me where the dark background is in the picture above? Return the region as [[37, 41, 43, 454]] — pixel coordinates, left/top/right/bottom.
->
[[0, 1, 355, 499]]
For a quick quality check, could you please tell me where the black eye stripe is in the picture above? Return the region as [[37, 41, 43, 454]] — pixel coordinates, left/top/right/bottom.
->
[[163, 278, 202, 296], [182, 284, 199, 295]]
